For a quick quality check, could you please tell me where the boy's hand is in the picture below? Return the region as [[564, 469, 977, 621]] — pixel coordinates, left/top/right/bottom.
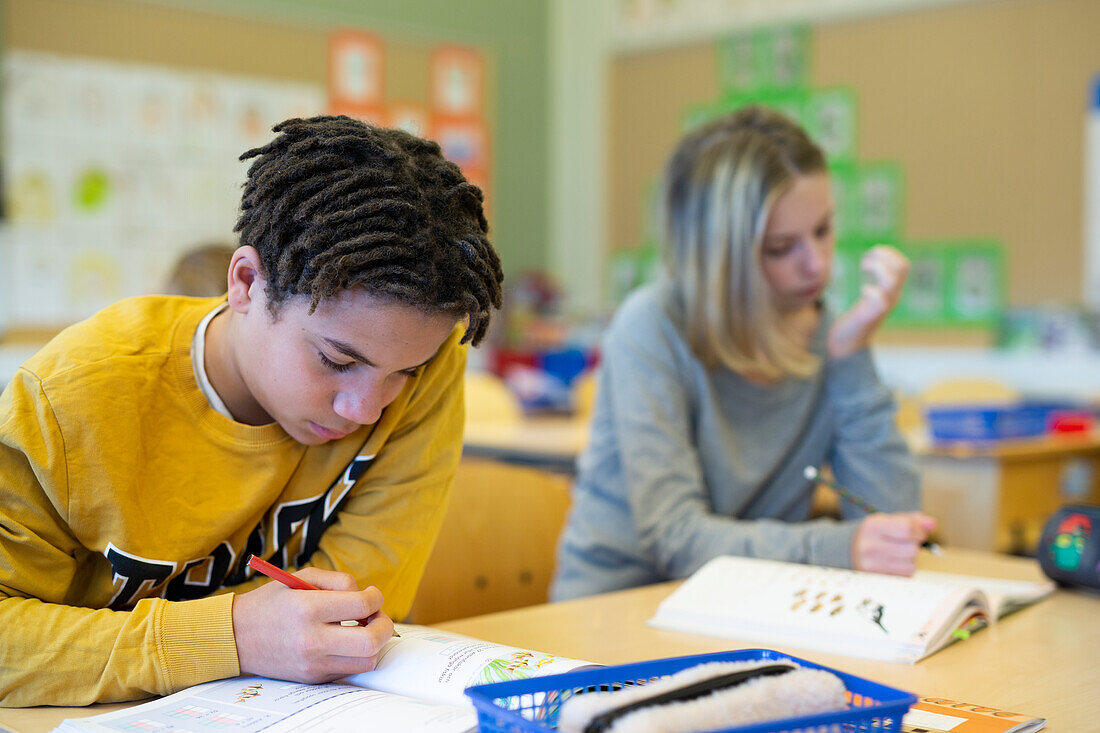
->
[[827, 245, 909, 359], [232, 567, 394, 683], [851, 512, 937, 576]]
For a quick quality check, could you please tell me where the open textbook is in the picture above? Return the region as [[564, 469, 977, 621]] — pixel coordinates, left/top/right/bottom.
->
[[647, 556, 1054, 663], [53, 625, 596, 733]]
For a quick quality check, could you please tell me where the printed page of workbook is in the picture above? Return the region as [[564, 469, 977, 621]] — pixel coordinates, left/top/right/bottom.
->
[[343, 624, 597, 707], [53, 676, 476, 733]]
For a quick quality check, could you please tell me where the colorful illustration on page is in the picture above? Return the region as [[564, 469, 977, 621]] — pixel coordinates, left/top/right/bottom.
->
[[477, 650, 557, 684]]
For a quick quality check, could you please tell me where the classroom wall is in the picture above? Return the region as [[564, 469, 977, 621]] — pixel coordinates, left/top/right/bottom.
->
[[4, 0, 549, 279], [548, 0, 613, 318], [609, 0, 1100, 313]]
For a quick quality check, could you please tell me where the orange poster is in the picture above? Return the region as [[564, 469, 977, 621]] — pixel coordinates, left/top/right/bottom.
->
[[429, 46, 484, 117], [430, 115, 489, 172], [329, 31, 385, 108]]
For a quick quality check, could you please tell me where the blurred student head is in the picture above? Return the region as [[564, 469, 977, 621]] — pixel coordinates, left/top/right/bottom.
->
[[164, 243, 236, 297], [660, 105, 831, 380]]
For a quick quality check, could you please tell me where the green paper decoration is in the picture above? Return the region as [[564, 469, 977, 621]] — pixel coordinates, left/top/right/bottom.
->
[[947, 241, 1005, 324], [827, 240, 1005, 327], [804, 87, 858, 163], [717, 32, 763, 94], [856, 162, 904, 240], [892, 243, 950, 325], [766, 26, 811, 90], [717, 26, 810, 95]]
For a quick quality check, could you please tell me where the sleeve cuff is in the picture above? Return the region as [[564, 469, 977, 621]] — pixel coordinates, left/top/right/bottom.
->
[[157, 592, 240, 691], [807, 519, 860, 569]]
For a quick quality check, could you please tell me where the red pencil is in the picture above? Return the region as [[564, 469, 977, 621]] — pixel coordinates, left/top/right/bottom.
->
[[247, 554, 320, 590], [245, 554, 399, 636]]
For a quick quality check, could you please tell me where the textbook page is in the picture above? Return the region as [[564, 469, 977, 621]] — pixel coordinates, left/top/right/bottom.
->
[[53, 677, 476, 733], [344, 623, 598, 706], [647, 556, 993, 663], [911, 571, 1055, 617], [53, 626, 597, 732]]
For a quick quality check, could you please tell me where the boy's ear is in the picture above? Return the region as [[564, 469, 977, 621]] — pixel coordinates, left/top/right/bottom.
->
[[226, 246, 265, 314]]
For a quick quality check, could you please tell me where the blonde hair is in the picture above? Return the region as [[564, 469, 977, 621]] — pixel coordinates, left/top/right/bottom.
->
[[164, 243, 236, 297], [660, 106, 827, 380]]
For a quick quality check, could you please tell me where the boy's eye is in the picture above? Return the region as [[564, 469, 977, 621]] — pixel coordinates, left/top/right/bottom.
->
[[400, 367, 420, 378], [815, 222, 832, 238], [319, 352, 354, 373]]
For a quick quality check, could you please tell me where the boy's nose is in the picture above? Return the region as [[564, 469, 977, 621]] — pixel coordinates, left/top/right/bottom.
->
[[334, 388, 384, 426]]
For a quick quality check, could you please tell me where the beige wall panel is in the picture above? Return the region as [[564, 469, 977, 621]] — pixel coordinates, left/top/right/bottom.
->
[[611, 43, 715, 254], [813, 0, 1100, 306], [386, 42, 430, 103], [7, 0, 327, 81]]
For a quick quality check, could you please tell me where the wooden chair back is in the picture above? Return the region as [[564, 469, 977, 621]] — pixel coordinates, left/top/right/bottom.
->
[[920, 378, 1021, 405], [408, 458, 572, 624]]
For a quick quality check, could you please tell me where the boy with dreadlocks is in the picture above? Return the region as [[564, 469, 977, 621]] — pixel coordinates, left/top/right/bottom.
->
[[0, 116, 504, 706]]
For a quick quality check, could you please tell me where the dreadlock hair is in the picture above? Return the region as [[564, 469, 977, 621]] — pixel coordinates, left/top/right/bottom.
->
[[234, 115, 504, 346]]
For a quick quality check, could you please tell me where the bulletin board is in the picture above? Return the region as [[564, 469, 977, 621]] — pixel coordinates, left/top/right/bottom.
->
[[3, 51, 324, 329], [609, 0, 1100, 343], [0, 0, 496, 336]]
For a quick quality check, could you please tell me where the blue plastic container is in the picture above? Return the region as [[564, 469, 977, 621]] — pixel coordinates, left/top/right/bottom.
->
[[465, 648, 916, 733], [925, 402, 1067, 443]]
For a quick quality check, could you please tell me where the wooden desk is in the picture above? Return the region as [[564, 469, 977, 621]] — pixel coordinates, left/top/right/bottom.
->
[[3, 549, 1095, 731], [462, 415, 589, 474], [438, 548, 1098, 729], [914, 432, 1100, 554]]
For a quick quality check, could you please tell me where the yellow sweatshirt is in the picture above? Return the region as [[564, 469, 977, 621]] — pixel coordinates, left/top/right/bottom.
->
[[0, 296, 466, 706]]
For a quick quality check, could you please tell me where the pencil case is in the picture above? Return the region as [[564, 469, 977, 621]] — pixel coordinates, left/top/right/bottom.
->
[[465, 648, 917, 733], [556, 658, 846, 732]]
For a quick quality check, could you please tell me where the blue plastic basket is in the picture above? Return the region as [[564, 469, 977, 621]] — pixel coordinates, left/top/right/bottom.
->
[[925, 403, 1061, 442], [465, 648, 916, 733]]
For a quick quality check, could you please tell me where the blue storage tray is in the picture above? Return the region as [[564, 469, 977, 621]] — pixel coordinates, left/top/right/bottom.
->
[[925, 403, 1063, 442], [465, 648, 916, 733]]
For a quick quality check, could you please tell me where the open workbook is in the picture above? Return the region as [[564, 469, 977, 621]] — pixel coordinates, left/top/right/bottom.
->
[[647, 556, 1054, 664], [53, 625, 596, 733]]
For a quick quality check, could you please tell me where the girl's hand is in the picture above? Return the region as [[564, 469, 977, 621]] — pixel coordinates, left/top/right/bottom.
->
[[851, 512, 937, 576], [232, 567, 395, 683], [826, 245, 909, 359]]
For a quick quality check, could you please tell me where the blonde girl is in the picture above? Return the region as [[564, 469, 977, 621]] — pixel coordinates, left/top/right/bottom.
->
[[552, 107, 933, 600]]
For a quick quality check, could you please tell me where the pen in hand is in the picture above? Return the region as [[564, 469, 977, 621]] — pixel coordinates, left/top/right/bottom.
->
[[246, 554, 400, 636], [803, 466, 943, 555]]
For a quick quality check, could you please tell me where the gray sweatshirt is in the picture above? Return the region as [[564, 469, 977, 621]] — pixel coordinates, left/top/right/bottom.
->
[[551, 281, 919, 601]]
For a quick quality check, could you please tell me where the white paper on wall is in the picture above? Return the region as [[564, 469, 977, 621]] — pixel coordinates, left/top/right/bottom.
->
[[1, 51, 324, 331]]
